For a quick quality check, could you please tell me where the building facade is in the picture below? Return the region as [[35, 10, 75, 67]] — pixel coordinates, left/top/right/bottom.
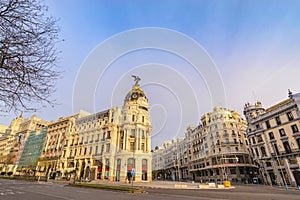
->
[[189, 106, 257, 183], [14, 115, 48, 172], [0, 114, 24, 172], [37, 114, 82, 179], [64, 108, 121, 181], [152, 106, 258, 184], [244, 91, 300, 187], [60, 78, 152, 182], [17, 127, 47, 172]]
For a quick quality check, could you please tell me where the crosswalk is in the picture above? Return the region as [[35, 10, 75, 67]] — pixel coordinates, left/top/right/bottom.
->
[[0, 180, 61, 197], [0, 187, 25, 196]]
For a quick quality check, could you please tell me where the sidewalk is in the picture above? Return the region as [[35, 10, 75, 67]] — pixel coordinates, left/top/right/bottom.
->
[[89, 179, 230, 189]]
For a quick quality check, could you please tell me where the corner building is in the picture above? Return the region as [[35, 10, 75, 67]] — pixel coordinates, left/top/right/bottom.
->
[[65, 79, 152, 182], [189, 106, 257, 183], [244, 91, 300, 187]]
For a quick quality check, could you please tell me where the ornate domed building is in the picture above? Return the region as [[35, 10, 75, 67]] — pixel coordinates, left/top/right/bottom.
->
[[117, 75, 152, 182], [56, 75, 152, 182]]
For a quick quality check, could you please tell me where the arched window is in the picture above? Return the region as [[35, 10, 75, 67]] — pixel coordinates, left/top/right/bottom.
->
[[142, 159, 148, 181]]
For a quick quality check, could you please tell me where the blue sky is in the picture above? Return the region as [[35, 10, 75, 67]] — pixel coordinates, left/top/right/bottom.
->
[[2, 0, 300, 148]]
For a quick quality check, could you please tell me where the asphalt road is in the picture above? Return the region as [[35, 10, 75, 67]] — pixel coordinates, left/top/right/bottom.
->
[[0, 179, 299, 200]]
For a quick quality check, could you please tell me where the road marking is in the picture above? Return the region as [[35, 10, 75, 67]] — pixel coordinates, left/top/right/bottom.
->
[[7, 192, 14, 195], [27, 190, 75, 200], [77, 190, 88, 193], [157, 193, 228, 200]]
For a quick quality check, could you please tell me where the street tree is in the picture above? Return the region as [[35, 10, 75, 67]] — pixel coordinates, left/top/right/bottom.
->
[[0, 0, 61, 113]]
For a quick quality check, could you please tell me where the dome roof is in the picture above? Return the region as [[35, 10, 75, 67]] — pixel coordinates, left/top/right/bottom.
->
[[124, 85, 147, 102]]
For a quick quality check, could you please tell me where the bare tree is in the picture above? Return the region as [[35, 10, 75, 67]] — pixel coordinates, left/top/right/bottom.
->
[[0, 0, 61, 113]]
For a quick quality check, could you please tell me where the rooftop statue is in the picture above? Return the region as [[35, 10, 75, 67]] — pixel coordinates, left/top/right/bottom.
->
[[131, 75, 141, 86]]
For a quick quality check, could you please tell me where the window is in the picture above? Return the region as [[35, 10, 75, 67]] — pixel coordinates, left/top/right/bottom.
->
[[226, 147, 231, 152], [252, 137, 256, 144], [289, 158, 297, 164], [142, 159, 148, 178], [95, 146, 98, 155], [266, 162, 272, 167], [232, 130, 236, 137], [140, 130, 144, 139], [132, 115, 135, 122], [239, 167, 244, 174], [279, 128, 286, 137], [275, 116, 281, 125], [269, 132, 274, 140], [130, 129, 135, 138], [130, 142, 135, 151], [224, 130, 228, 137], [127, 158, 135, 170], [257, 135, 263, 143], [297, 138, 300, 149], [291, 124, 299, 133], [90, 146, 93, 154], [260, 146, 266, 157], [273, 143, 279, 155], [225, 138, 229, 144], [101, 145, 104, 154], [141, 143, 145, 151], [106, 144, 110, 153], [230, 168, 236, 174], [287, 112, 294, 121], [255, 148, 259, 157], [283, 141, 292, 154], [256, 124, 260, 129], [107, 131, 111, 139], [142, 116, 145, 123], [265, 120, 271, 129]]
